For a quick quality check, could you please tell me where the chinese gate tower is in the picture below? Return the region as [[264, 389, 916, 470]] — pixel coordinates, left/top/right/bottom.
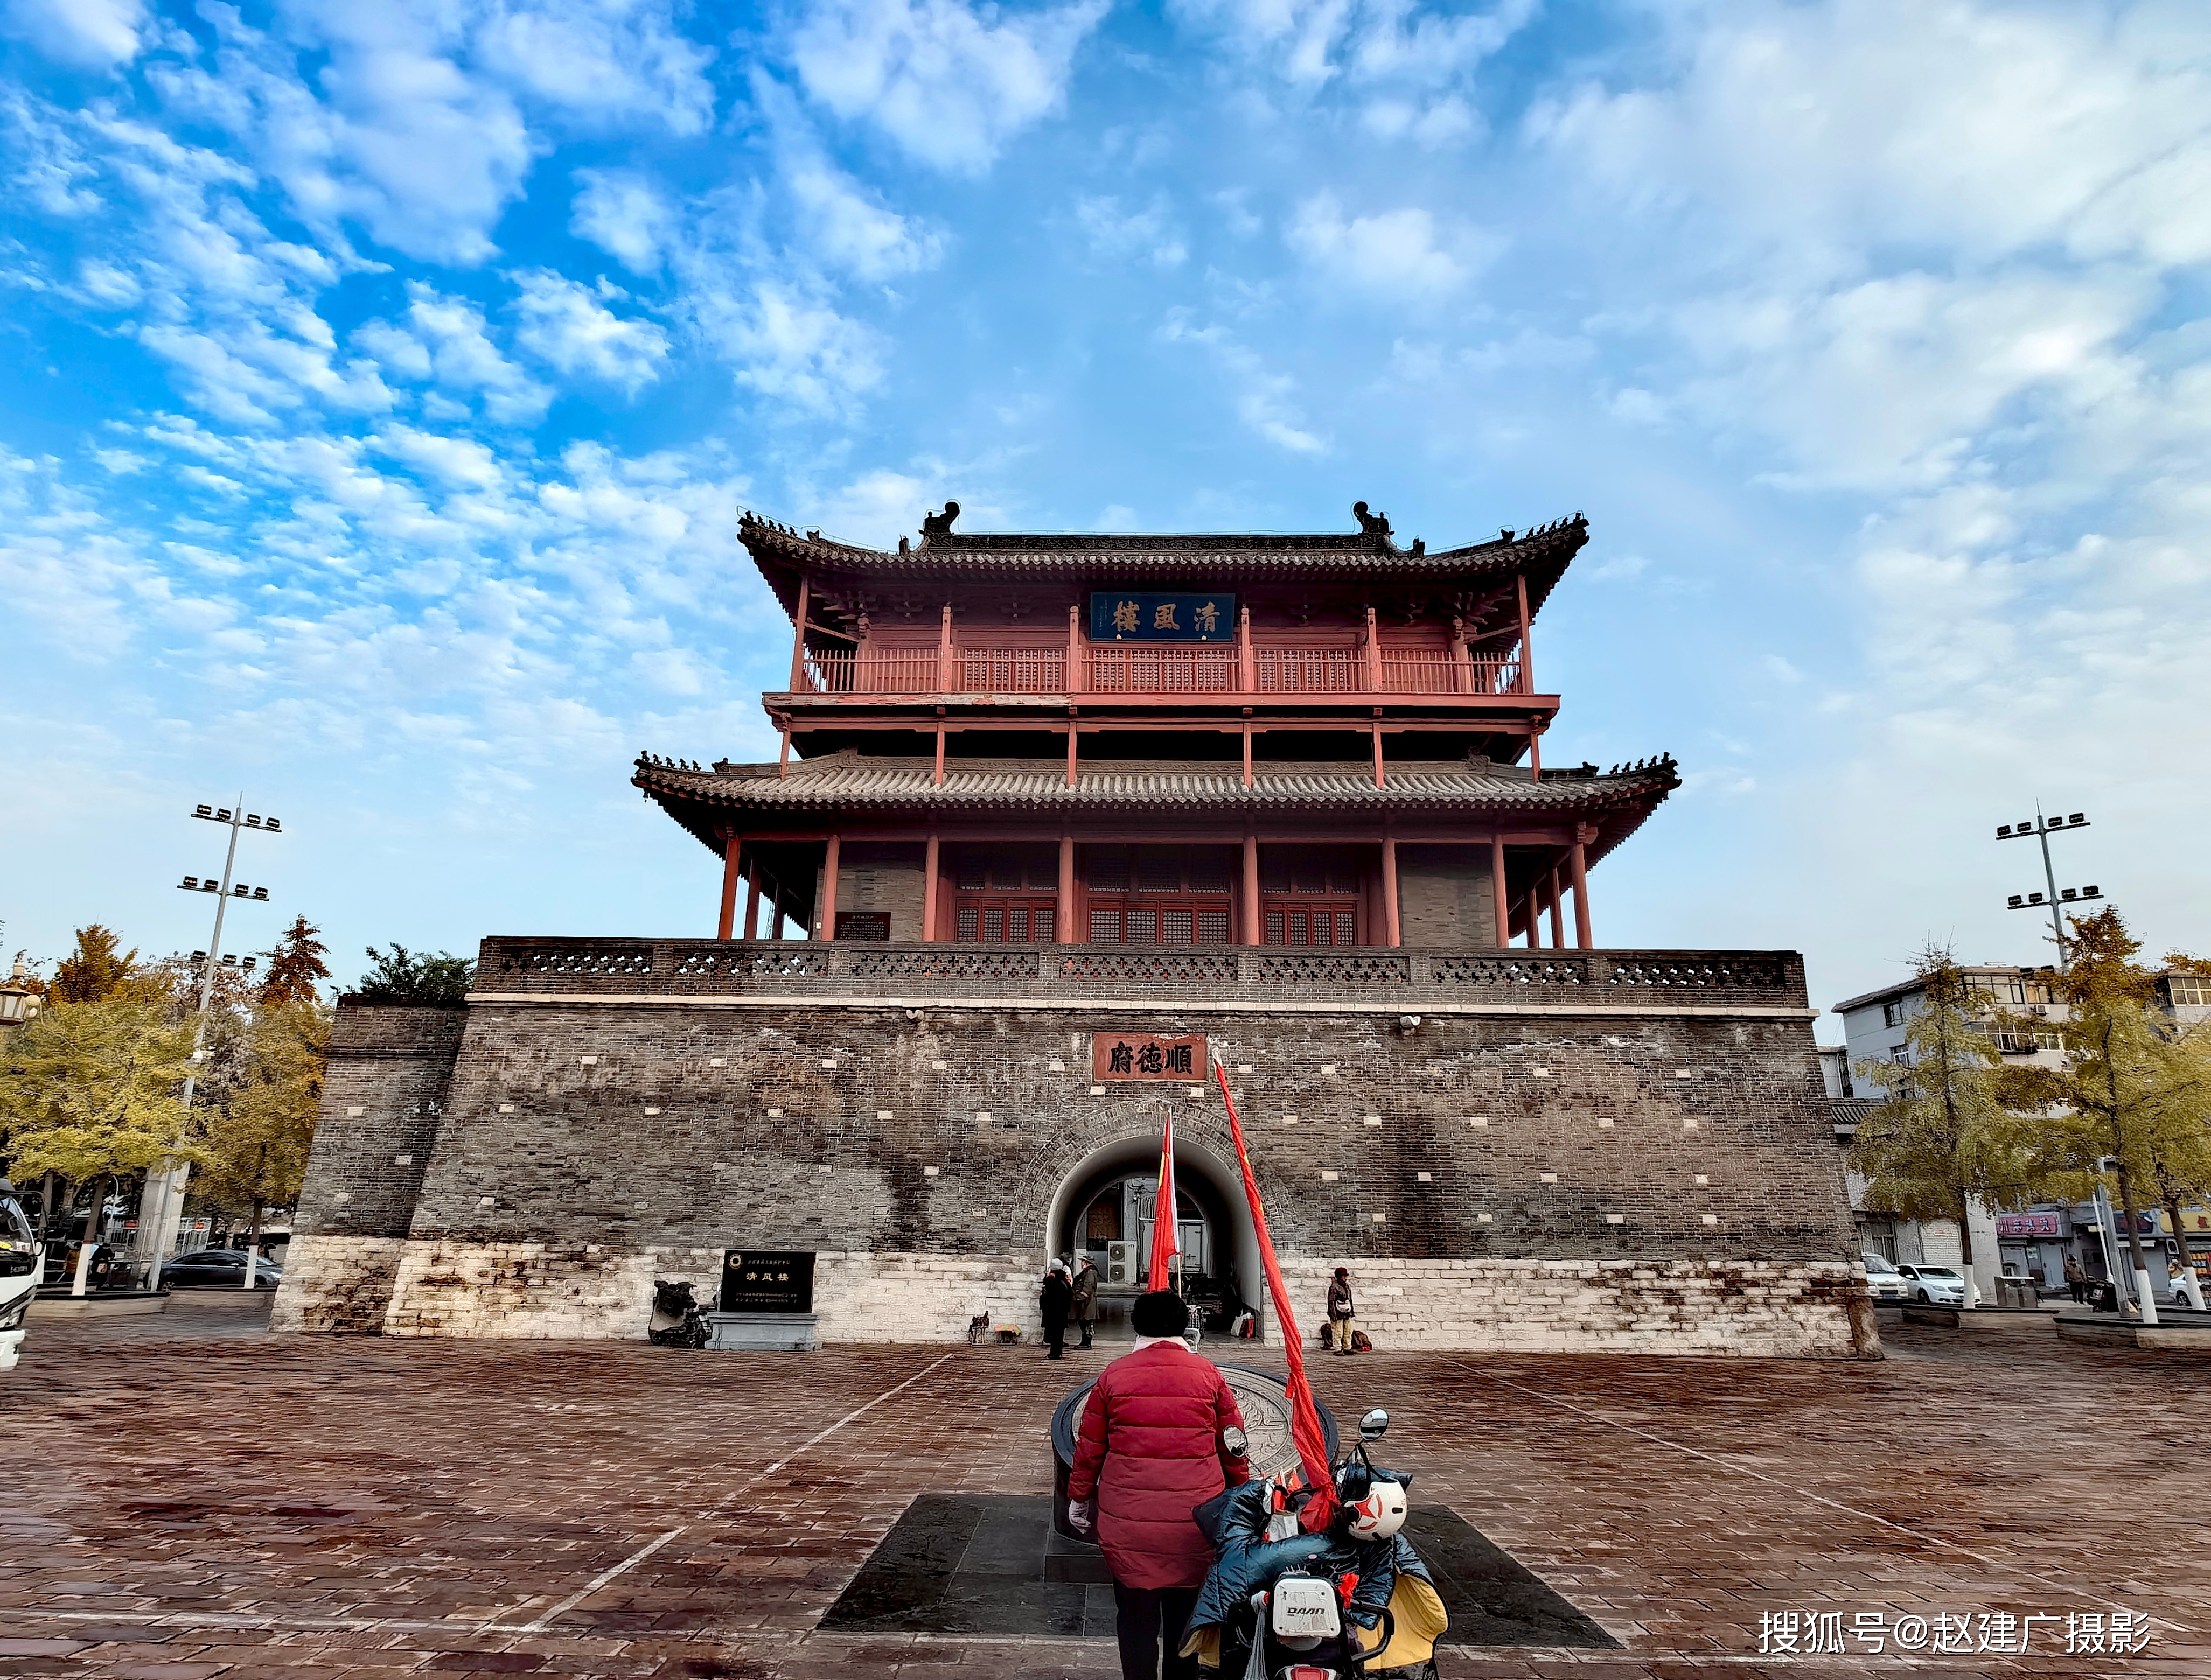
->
[[280, 501, 1871, 1357]]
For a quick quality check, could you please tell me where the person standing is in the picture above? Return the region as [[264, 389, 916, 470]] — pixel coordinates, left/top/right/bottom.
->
[[1073, 1255, 1100, 1348], [1326, 1266, 1356, 1356], [1042, 1261, 1074, 1360], [2063, 1253, 2087, 1305], [1066, 1290, 1250, 1680]]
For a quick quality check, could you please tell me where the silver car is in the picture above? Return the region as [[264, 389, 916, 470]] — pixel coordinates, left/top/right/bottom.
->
[[1862, 1254, 1907, 1301]]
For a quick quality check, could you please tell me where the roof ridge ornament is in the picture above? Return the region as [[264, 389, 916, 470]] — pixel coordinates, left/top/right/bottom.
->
[[1352, 500, 1393, 546], [920, 501, 961, 544]]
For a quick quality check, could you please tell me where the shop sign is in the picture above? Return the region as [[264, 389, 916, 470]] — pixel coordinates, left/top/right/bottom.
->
[[1996, 1213, 2066, 1238], [1088, 592, 1236, 642], [720, 1250, 814, 1314], [1094, 1032, 1208, 1081]]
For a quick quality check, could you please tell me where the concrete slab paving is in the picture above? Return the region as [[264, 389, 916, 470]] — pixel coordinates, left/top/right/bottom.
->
[[1, 1294, 2206, 1676]]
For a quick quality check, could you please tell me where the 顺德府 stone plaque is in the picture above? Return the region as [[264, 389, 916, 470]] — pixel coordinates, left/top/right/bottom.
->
[[720, 1250, 815, 1313], [1093, 1032, 1207, 1081]]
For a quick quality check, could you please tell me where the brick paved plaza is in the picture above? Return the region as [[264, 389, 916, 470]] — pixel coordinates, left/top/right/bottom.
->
[[4, 1299, 2205, 1679]]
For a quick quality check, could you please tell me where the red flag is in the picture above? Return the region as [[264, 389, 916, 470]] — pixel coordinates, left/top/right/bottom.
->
[[1213, 1059, 1338, 1533], [1147, 1107, 1180, 1290]]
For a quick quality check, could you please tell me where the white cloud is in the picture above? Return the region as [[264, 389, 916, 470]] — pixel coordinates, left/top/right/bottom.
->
[[396, 282, 553, 423], [473, 0, 717, 136], [1076, 195, 1188, 269], [696, 281, 885, 412], [1529, 0, 2211, 276], [570, 167, 679, 274], [790, 0, 1109, 173], [1159, 311, 1324, 454], [1170, 0, 1531, 90], [2, 0, 145, 70], [372, 424, 506, 490], [785, 156, 946, 282], [511, 269, 671, 393], [1285, 192, 1488, 302]]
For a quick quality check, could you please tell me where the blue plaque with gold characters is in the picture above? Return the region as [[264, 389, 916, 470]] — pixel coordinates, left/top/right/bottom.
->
[[1088, 592, 1236, 642]]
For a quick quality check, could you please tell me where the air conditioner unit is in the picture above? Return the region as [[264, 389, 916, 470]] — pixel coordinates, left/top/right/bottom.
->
[[1106, 1241, 1135, 1285]]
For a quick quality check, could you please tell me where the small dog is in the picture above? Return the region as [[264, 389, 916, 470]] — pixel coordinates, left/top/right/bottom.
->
[[966, 1312, 991, 1345]]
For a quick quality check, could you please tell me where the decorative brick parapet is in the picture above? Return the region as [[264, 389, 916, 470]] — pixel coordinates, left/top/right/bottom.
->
[[468, 938, 1810, 1013]]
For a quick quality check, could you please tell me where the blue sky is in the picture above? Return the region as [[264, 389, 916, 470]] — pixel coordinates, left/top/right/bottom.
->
[[2, 0, 2207, 1019]]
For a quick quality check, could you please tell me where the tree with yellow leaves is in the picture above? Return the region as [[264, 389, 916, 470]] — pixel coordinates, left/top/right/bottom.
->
[[0, 984, 201, 1293], [191, 996, 330, 1282], [2008, 908, 2211, 1316]]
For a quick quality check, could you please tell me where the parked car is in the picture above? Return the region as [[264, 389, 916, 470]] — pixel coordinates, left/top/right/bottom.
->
[[1895, 1263, 1967, 1305], [1862, 1254, 1907, 1301], [163, 1249, 283, 1290]]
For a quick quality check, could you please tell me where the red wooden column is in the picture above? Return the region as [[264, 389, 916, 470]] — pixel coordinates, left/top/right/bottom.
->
[[1570, 825, 1594, 949], [1066, 604, 1083, 695], [1242, 827, 1261, 946], [937, 604, 954, 692], [1364, 605, 1383, 692], [1058, 832, 1077, 942], [922, 830, 940, 943], [1489, 833, 1509, 949], [1238, 605, 1254, 692], [1515, 571, 1533, 694], [1548, 866, 1566, 947], [742, 867, 762, 941], [819, 834, 841, 940], [717, 833, 743, 939], [1381, 830, 1402, 948], [787, 577, 811, 690]]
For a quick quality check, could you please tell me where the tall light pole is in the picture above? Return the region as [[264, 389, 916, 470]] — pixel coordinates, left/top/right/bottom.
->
[[142, 796, 280, 1293], [1997, 807, 2097, 965]]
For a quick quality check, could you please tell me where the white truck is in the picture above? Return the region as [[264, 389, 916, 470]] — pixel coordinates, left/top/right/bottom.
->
[[0, 1179, 41, 1370]]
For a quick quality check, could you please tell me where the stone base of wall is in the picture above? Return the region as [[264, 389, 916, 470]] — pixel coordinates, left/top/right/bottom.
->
[[274, 1239, 1873, 1356], [269, 1235, 409, 1334]]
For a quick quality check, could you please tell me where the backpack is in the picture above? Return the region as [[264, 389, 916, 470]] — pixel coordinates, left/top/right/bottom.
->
[[1350, 1329, 1372, 1353]]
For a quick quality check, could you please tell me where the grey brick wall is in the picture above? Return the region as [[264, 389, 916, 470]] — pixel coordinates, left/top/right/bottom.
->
[[402, 1001, 1850, 1264], [1396, 844, 1497, 946], [292, 1004, 466, 1239]]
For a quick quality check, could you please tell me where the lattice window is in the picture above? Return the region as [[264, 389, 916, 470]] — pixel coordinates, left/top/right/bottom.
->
[[957, 898, 1054, 943], [1089, 899, 1234, 944], [1261, 900, 1361, 946], [1260, 845, 1363, 897]]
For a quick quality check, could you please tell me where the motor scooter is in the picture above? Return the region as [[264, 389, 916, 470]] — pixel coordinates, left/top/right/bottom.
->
[[0, 1180, 45, 1371], [1184, 1408, 1447, 1679]]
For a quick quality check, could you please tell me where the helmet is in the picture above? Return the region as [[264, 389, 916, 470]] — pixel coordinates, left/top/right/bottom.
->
[[1344, 1476, 1407, 1541]]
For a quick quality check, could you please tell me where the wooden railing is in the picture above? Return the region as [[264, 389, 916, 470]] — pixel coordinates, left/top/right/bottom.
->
[[799, 644, 1529, 697], [1088, 647, 1239, 693]]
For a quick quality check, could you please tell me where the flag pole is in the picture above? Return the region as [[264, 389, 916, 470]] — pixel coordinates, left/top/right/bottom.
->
[[1213, 1058, 1337, 1532]]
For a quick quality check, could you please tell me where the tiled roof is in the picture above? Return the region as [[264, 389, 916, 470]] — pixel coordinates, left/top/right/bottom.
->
[[737, 507, 1589, 621], [634, 751, 1677, 817]]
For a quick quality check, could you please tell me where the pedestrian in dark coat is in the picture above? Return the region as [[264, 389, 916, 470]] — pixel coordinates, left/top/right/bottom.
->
[[1066, 1290, 1250, 1680], [1073, 1255, 1101, 1348], [1041, 1262, 1074, 1360], [1326, 1265, 1357, 1355]]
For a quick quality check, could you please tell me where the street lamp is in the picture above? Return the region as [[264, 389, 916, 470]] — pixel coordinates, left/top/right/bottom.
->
[[1996, 808, 2096, 964], [141, 796, 282, 1294]]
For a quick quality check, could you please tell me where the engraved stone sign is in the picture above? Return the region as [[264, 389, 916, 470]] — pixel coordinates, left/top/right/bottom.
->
[[720, 1249, 815, 1313], [1093, 1032, 1207, 1082]]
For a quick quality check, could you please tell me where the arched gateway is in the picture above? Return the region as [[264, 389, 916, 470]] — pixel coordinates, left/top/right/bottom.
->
[[276, 502, 1870, 1357]]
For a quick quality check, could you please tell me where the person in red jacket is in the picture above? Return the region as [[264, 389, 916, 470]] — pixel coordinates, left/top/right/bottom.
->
[[1066, 1290, 1250, 1680]]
